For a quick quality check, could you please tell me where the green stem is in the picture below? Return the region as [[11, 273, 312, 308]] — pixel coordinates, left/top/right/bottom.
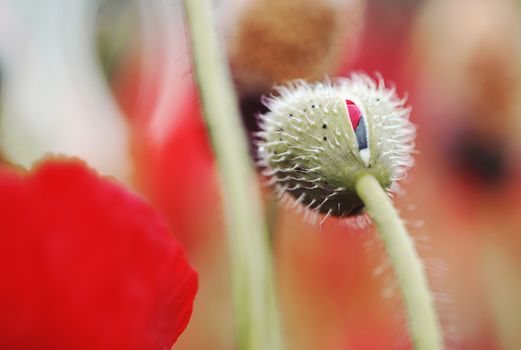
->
[[183, 1, 283, 350], [355, 173, 443, 350]]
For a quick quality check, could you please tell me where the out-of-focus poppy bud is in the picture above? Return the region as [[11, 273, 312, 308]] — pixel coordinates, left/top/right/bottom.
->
[[410, 0, 521, 186], [224, 0, 365, 96]]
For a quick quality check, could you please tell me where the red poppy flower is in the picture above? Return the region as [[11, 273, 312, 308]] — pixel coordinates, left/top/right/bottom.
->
[[0, 159, 198, 350]]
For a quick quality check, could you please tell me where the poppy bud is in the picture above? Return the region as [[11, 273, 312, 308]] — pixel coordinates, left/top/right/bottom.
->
[[257, 73, 415, 218]]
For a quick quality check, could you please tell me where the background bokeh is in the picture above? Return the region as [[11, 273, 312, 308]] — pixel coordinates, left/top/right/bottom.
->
[[2, 0, 521, 349]]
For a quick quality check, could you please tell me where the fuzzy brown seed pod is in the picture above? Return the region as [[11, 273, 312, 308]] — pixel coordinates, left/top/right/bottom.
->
[[225, 0, 364, 95]]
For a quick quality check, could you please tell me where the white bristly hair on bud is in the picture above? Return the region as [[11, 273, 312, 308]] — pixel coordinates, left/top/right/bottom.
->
[[256, 73, 416, 220]]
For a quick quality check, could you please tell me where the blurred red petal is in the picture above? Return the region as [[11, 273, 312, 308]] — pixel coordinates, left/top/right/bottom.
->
[[133, 88, 220, 249], [0, 159, 198, 350]]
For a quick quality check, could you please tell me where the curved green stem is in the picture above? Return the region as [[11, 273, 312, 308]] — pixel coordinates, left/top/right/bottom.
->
[[355, 173, 443, 350], [183, 1, 283, 350]]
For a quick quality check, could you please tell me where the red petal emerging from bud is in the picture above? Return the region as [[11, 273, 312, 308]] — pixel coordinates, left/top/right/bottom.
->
[[346, 99, 362, 129]]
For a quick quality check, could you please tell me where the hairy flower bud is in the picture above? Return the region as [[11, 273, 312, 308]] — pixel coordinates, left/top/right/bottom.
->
[[257, 74, 415, 218]]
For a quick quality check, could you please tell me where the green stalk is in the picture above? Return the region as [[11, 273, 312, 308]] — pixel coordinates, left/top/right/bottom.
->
[[355, 173, 443, 350], [182, 1, 283, 350]]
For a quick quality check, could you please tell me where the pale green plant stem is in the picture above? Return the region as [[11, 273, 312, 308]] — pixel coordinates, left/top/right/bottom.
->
[[355, 173, 443, 350], [183, 1, 283, 350]]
